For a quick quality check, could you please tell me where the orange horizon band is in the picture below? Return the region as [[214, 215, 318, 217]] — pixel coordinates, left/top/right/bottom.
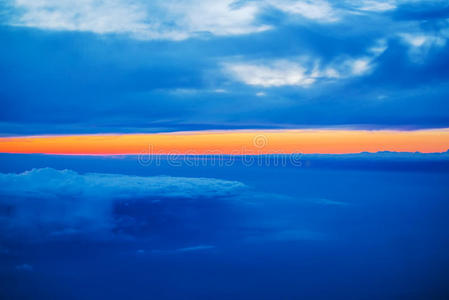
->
[[0, 129, 449, 155]]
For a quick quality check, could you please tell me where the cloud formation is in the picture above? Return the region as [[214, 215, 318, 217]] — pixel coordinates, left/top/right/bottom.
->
[[0, 168, 246, 240], [0, 167, 245, 200], [7, 0, 270, 40], [350, 0, 397, 12], [267, 0, 338, 22], [0, 166, 335, 247], [399, 22, 449, 61], [223, 41, 386, 87], [10, 0, 155, 37], [4, 0, 408, 40]]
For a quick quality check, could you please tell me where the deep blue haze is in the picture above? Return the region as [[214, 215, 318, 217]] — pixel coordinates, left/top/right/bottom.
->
[[0, 154, 448, 299]]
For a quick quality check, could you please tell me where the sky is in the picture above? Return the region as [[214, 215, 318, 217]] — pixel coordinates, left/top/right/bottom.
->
[[1, 1, 449, 299], [1, 0, 449, 138]]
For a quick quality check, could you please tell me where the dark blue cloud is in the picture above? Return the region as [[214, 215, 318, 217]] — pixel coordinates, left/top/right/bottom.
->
[[0, 165, 330, 247], [0, 168, 247, 241], [0, 162, 371, 247]]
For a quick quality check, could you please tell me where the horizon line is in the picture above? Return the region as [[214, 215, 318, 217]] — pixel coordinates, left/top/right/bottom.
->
[[1, 129, 449, 155]]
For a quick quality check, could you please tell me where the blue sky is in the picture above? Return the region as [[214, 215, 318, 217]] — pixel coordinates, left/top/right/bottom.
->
[[1, 0, 449, 134]]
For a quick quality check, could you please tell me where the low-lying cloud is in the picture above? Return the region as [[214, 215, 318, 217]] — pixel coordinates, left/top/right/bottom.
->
[[0, 168, 246, 241], [0, 167, 333, 247]]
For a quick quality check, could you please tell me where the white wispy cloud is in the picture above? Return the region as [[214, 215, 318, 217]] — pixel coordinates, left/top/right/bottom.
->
[[224, 60, 317, 87], [10, 0, 157, 37], [355, 0, 397, 12], [399, 31, 448, 62], [7, 0, 270, 40], [223, 41, 386, 87], [166, 0, 271, 37], [350, 58, 371, 75], [400, 33, 446, 48], [267, 0, 398, 22], [6, 0, 383, 40], [8, 0, 441, 43], [267, 0, 338, 22]]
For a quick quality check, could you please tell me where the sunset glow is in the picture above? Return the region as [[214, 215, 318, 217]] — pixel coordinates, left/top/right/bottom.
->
[[1, 129, 449, 155]]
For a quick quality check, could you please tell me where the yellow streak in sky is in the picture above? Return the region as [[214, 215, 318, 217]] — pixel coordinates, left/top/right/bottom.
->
[[0, 129, 449, 155]]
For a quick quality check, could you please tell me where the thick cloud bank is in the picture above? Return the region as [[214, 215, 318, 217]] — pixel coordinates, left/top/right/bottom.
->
[[0, 167, 337, 246], [0, 168, 246, 241], [0, 168, 245, 199]]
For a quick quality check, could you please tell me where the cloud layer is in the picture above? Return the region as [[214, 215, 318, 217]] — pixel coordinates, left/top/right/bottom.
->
[[223, 37, 388, 87], [7, 0, 271, 40], [0, 167, 337, 246], [0, 168, 246, 240], [224, 56, 377, 87], [6, 0, 426, 40]]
